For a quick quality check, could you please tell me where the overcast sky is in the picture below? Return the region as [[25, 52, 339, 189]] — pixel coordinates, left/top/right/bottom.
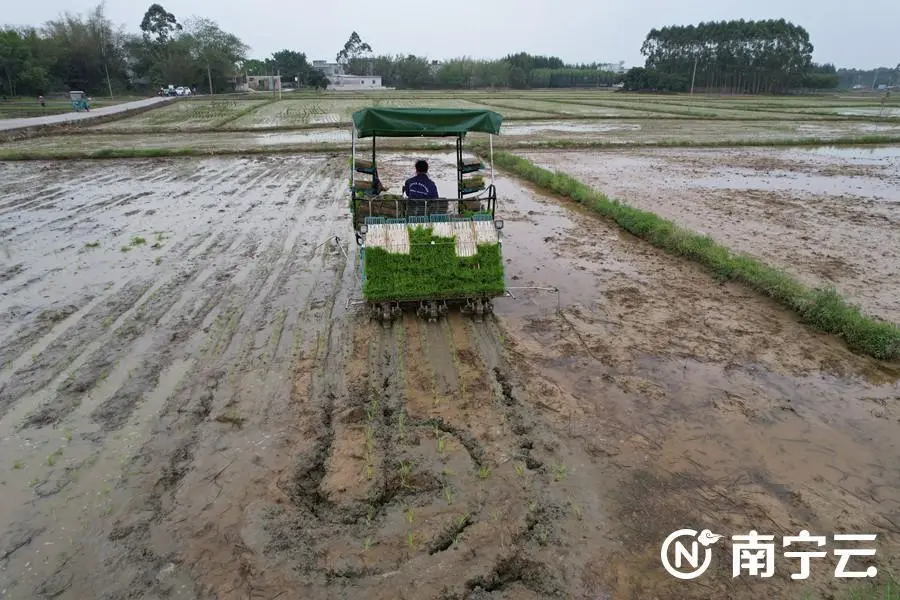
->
[[4, 0, 898, 70]]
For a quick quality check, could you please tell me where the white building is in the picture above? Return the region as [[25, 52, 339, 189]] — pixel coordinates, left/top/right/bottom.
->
[[328, 74, 383, 90], [312, 60, 386, 90]]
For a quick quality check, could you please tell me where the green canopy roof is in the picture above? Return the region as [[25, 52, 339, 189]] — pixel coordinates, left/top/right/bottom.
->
[[351, 107, 503, 138]]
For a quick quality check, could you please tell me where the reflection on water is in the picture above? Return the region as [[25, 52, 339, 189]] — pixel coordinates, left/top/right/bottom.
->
[[502, 121, 642, 135]]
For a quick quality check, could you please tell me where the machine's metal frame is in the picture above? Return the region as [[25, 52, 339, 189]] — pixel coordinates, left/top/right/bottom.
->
[[348, 108, 505, 324]]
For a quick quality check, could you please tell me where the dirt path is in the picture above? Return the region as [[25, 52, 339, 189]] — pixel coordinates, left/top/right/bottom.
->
[[0, 153, 898, 599], [524, 146, 900, 324]]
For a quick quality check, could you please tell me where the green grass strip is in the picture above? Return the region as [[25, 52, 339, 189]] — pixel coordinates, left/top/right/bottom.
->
[[363, 226, 505, 302], [489, 150, 900, 360]]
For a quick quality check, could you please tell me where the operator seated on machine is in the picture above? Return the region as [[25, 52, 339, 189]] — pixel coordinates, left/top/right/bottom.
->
[[402, 159, 439, 199]]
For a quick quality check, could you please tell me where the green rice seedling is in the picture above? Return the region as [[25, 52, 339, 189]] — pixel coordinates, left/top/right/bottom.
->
[[120, 246, 131, 252], [366, 400, 379, 423], [47, 448, 63, 466], [399, 461, 412, 488], [363, 227, 505, 302], [553, 463, 567, 482], [477, 465, 490, 480], [397, 409, 406, 441], [84, 241, 100, 249], [459, 175, 485, 190], [13, 459, 24, 469], [130, 236, 146, 246]]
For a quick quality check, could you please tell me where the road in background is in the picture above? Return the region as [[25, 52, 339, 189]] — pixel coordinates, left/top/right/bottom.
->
[[0, 97, 174, 132]]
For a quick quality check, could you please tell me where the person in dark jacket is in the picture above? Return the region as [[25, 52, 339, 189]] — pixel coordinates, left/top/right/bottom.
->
[[402, 159, 439, 199]]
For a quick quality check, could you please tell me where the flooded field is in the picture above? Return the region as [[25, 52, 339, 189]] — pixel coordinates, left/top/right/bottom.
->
[[5, 117, 900, 159], [523, 146, 900, 323], [83, 97, 549, 133], [0, 151, 897, 600], [86, 98, 271, 131]]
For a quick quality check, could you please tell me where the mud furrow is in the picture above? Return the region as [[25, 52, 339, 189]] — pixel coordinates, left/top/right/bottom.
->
[[88, 221, 298, 432], [88, 265, 240, 432], [0, 278, 153, 418], [0, 190, 68, 214], [21, 267, 201, 428], [163, 224, 350, 597], [0, 293, 95, 371], [1, 193, 132, 240], [88, 230, 349, 598]]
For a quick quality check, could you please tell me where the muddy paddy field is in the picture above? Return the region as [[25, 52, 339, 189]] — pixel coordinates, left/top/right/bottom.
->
[[524, 145, 900, 323], [1, 92, 899, 600]]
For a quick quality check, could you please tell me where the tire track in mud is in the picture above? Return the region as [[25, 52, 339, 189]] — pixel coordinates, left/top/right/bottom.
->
[[20, 266, 204, 428], [97, 257, 348, 598], [0, 278, 154, 420], [232, 308, 574, 599], [0, 292, 96, 371], [87, 217, 299, 432], [24, 157, 353, 599], [1, 156, 406, 598], [0, 188, 69, 214], [78, 160, 342, 433], [0, 226, 240, 425]]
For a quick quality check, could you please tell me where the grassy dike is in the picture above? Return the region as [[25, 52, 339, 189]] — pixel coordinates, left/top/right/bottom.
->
[[486, 149, 900, 361]]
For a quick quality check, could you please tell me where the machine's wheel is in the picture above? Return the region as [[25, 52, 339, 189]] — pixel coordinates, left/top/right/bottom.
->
[[417, 300, 447, 322], [368, 303, 381, 323], [428, 301, 440, 322]]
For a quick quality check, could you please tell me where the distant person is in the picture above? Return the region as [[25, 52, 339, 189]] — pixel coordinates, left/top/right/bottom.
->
[[38, 95, 45, 107], [402, 159, 439, 199]]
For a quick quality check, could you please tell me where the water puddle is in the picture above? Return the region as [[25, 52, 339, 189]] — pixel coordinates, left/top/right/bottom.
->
[[790, 145, 900, 162], [502, 120, 642, 135], [252, 129, 349, 145]]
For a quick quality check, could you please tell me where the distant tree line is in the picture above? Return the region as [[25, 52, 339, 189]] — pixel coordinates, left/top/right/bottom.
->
[[621, 19, 841, 93], [0, 3, 254, 96], [326, 46, 622, 90], [835, 66, 900, 89], [1, 9, 888, 98]]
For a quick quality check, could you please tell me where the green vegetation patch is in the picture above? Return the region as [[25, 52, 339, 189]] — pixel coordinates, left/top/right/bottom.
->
[[491, 150, 900, 361], [363, 226, 505, 302]]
